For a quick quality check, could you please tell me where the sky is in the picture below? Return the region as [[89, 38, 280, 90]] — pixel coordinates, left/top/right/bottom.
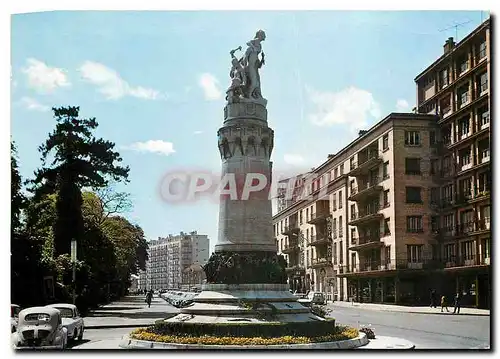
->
[[10, 10, 488, 255]]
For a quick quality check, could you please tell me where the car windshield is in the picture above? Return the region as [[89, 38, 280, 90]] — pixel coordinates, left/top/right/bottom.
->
[[54, 307, 73, 318]]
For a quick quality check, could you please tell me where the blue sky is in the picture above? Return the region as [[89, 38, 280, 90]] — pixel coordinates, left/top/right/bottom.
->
[[11, 11, 487, 254]]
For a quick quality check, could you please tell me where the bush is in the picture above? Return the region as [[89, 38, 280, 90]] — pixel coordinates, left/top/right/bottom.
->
[[310, 305, 332, 318], [359, 326, 375, 339], [130, 326, 359, 345], [148, 320, 337, 339]]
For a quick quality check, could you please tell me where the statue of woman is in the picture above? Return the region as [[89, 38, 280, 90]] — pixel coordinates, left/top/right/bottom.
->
[[242, 30, 266, 100]]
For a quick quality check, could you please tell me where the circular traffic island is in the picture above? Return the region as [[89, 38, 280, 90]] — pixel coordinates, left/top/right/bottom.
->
[[121, 321, 368, 349]]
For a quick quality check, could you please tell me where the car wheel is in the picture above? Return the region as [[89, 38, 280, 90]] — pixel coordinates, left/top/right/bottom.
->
[[78, 327, 84, 341]]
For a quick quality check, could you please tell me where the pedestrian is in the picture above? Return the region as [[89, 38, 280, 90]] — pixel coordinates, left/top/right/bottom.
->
[[453, 292, 462, 314], [440, 295, 450, 312], [430, 289, 437, 308]]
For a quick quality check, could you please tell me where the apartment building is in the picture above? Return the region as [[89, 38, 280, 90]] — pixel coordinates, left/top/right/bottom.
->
[[275, 172, 310, 213], [274, 113, 441, 304], [139, 231, 210, 291], [414, 19, 491, 309]]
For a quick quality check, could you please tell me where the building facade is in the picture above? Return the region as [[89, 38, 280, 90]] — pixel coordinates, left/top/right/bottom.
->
[[273, 18, 490, 309], [414, 19, 491, 309], [139, 231, 210, 291]]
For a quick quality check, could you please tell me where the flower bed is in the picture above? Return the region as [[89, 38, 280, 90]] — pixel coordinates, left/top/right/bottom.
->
[[130, 325, 359, 346]]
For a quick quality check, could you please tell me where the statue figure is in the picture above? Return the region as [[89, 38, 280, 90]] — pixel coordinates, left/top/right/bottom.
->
[[226, 30, 266, 104]]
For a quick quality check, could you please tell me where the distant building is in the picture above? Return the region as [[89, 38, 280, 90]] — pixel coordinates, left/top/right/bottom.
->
[[139, 231, 210, 291]]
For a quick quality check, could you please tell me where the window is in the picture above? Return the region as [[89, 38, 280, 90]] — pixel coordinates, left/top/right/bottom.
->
[[350, 180, 355, 194], [350, 204, 356, 217], [407, 216, 423, 233], [332, 218, 337, 234], [459, 178, 472, 198], [339, 240, 343, 264], [306, 228, 309, 240], [458, 86, 469, 108], [460, 240, 475, 260], [383, 190, 390, 208], [384, 218, 391, 236], [299, 210, 303, 224], [338, 191, 343, 209], [460, 116, 470, 137], [429, 131, 436, 146], [459, 56, 468, 73], [444, 244, 456, 261], [479, 41, 487, 59], [333, 242, 337, 264], [334, 168, 338, 179], [479, 106, 490, 127], [482, 239, 490, 260], [460, 148, 471, 167], [340, 164, 344, 176], [479, 72, 488, 94], [431, 216, 439, 232], [385, 246, 391, 264], [350, 228, 356, 243], [430, 187, 440, 205], [383, 161, 389, 179], [430, 159, 438, 175], [406, 187, 422, 203], [332, 196, 337, 211], [444, 214, 454, 232], [339, 216, 343, 237], [383, 134, 389, 151], [440, 68, 449, 88], [405, 158, 421, 175], [405, 131, 421, 146], [350, 157, 355, 170], [306, 208, 309, 221], [407, 245, 423, 263]]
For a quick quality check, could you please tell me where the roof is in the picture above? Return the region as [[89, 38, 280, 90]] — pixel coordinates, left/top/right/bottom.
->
[[46, 303, 77, 310], [414, 18, 490, 82], [20, 306, 60, 315]]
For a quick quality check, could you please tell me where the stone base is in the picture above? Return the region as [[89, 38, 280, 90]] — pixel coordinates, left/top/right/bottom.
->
[[161, 283, 319, 325]]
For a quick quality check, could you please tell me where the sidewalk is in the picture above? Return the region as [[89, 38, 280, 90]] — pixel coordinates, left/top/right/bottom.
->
[[84, 295, 179, 329], [329, 301, 490, 316]]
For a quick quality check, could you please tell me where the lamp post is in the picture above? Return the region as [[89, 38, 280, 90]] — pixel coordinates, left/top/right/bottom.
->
[[71, 240, 77, 305]]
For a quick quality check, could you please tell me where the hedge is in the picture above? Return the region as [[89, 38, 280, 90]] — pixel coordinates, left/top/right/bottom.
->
[[148, 319, 336, 338]]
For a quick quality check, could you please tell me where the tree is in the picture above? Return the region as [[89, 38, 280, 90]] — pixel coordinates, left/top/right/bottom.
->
[[30, 106, 130, 256], [11, 141, 25, 232]]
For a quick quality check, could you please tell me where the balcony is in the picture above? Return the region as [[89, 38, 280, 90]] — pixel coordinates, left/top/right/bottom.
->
[[282, 241, 300, 254], [350, 234, 383, 251], [439, 218, 491, 238], [311, 258, 333, 269], [348, 177, 383, 202], [307, 211, 330, 225], [442, 255, 489, 269], [285, 265, 306, 275], [348, 204, 383, 226], [349, 151, 383, 176], [281, 222, 300, 236], [309, 234, 331, 247]]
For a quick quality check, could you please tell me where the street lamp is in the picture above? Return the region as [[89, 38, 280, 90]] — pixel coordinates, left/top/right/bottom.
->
[[71, 239, 77, 305]]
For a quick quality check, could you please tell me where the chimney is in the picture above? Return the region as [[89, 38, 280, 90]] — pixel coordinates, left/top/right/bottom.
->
[[444, 37, 455, 54], [358, 130, 368, 137]]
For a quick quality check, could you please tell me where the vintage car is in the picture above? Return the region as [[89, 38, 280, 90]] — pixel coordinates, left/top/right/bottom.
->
[[297, 291, 327, 307], [46, 303, 84, 341], [11, 304, 21, 333], [12, 306, 68, 349]]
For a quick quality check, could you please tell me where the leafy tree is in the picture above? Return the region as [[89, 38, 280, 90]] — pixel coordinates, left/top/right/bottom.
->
[[11, 141, 25, 232], [30, 106, 129, 256]]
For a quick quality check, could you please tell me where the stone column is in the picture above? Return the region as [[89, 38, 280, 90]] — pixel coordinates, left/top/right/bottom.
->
[[216, 101, 275, 253]]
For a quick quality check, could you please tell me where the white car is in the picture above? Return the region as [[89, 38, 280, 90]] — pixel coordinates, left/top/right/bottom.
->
[[11, 304, 21, 333], [46, 304, 84, 341], [13, 306, 68, 349]]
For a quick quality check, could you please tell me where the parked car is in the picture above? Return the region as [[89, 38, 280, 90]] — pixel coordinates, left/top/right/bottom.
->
[[46, 304, 84, 341], [297, 291, 327, 307], [11, 304, 21, 333], [13, 306, 68, 349]]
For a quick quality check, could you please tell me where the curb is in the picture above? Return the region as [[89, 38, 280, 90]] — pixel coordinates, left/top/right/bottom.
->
[[119, 333, 369, 350], [333, 305, 489, 317], [86, 323, 154, 329]]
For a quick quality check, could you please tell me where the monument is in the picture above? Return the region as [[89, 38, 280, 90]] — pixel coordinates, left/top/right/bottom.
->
[[164, 30, 320, 324]]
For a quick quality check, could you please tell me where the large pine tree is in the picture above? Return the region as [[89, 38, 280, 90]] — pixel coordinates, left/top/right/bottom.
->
[[31, 106, 129, 256]]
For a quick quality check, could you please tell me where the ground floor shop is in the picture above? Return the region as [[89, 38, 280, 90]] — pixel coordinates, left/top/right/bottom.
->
[[342, 266, 490, 309]]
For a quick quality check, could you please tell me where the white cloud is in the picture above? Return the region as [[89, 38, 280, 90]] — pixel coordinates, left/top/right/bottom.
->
[[198, 73, 222, 100], [193, 130, 203, 135], [22, 58, 71, 93], [79, 61, 160, 100], [125, 140, 175, 156], [396, 99, 411, 112], [284, 154, 306, 166], [20, 97, 50, 112], [306, 86, 381, 131]]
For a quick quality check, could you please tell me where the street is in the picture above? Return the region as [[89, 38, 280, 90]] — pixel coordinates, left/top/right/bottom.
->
[[64, 296, 490, 349]]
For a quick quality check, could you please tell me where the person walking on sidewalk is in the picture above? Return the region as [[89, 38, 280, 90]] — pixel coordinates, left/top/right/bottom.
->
[[430, 289, 437, 308], [145, 290, 153, 308], [441, 294, 450, 312], [453, 292, 462, 314]]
